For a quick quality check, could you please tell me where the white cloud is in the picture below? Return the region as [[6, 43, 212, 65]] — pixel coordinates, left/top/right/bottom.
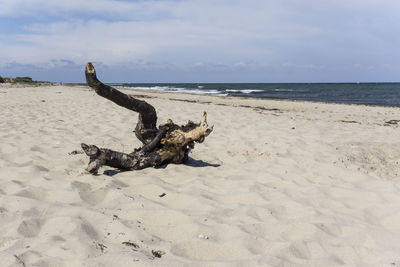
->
[[0, 1, 319, 65], [0, 0, 169, 18]]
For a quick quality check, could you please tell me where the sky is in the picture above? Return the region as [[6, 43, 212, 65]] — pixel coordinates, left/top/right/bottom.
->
[[0, 0, 399, 83]]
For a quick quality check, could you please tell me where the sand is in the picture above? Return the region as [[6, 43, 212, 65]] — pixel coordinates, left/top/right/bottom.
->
[[1, 84, 400, 266]]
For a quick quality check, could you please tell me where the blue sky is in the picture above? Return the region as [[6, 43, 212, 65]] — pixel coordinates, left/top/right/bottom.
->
[[0, 0, 399, 83]]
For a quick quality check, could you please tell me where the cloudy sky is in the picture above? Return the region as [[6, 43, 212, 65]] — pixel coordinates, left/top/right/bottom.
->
[[0, 0, 399, 83]]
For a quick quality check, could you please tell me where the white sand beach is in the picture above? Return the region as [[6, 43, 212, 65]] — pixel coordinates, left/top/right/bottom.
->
[[1, 84, 400, 266]]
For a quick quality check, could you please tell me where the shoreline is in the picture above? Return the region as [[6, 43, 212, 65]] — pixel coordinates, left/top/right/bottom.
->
[[118, 87, 400, 128], [7, 82, 400, 108], [122, 86, 400, 109], [115, 83, 400, 109]]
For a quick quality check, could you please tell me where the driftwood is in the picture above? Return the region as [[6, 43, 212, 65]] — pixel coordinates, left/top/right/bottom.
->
[[81, 62, 213, 173]]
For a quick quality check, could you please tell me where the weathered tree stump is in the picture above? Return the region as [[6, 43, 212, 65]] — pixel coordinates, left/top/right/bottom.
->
[[81, 62, 213, 174]]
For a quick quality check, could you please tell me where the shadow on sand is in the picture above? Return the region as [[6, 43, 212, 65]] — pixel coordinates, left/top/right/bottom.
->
[[184, 157, 221, 168], [102, 157, 220, 176]]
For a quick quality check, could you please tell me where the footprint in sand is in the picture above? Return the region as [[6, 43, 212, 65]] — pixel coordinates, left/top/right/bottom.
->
[[286, 241, 311, 261], [80, 220, 100, 240], [71, 181, 108, 205], [170, 239, 251, 261], [17, 219, 43, 237], [15, 187, 47, 201]]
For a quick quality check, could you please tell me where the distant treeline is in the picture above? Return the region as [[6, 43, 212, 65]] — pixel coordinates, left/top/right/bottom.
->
[[0, 76, 50, 84]]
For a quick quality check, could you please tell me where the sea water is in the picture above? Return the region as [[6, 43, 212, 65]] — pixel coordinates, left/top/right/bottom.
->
[[108, 83, 400, 107]]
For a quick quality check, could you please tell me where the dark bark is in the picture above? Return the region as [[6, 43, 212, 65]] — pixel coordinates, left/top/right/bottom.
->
[[81, 143, 163, 173], [81, 62, 214, 173], [85, 62, 157, 144]]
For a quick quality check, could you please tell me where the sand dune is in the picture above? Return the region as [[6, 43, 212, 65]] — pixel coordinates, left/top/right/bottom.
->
[[1, 84, 400, 266]]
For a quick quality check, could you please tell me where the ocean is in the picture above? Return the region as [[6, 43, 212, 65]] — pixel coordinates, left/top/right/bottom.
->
[[108, 83, 400, 107]]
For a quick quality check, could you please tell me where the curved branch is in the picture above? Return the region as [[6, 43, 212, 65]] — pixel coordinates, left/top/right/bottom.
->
[[85, 62, 158, 144]]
